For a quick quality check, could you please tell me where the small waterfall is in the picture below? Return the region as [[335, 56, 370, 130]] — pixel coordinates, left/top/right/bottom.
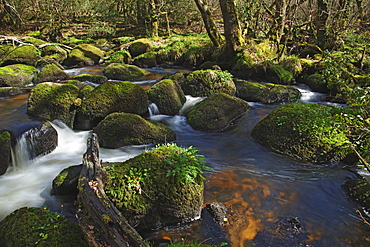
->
[[10, 131, 33, 172], [148, 102, 160, 117], [0, 120, 90, 220], [179, 95, 206, 116], [295, 84, 326, 103]]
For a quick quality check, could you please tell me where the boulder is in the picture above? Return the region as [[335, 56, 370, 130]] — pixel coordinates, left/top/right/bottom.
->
[[0, 64, 37, 87], [147, 79, 186, 115], [0, 130, 12, 175], [74, 81, 148, 130], [72, 74, 108, 85], [0, 87, 29, 97], [27, 82, 79, 128], [0, 207, 88, 246], [40, 44, 68, 63], [187, 93, 250, 131], [52, 165, 82, 196], [0, 45, 14, 60], [94, 112, 176, 148], [133, 51, 157, 68], [63, 44, 104, 67], [235, 79, 301, 103], [33, 63, 68, 84], [102, 63, 147, 81], [0, 45, 41, 66], [128, 38, 153, 57], [251, 103, 350, 163], [181, 69, 236, 97], [103, 143, 206, 231], [103, 50, 132, 64], [304, 73, 330, 93]]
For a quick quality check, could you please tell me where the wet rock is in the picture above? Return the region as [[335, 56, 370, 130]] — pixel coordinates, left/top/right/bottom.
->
[[181, 69, 236, 97], [0, 207, 88, 246], [52, 165, 82, 196], [63, 43, 104, 67], [0, 87, 29, 97], [0, 130, 12, 175], [235, 79, 301, 104], [74, 81, 148, 130], [27, 82, 79, 128], [187, 93, 250, 132], [133, 51, 157, 68], [147, 79, 186, 115], [205, 202, 228, 225], [33, 63, 68, 84], [304, 73, 330, 94], [94, 112, 176, 148], [102, 63, 148, 81], [72, 74, 108, 85], [0, 64, 37, 87], [0, 45, 41, 67]]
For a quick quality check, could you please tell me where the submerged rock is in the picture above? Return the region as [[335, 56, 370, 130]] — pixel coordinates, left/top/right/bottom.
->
[[0, 64, 37, 87], [0, 207, 88, 246], [27, 82, 79, 128], [103, 143, 206, 231], [94, 112, 176, 148], [187, 93, 250, 132], [235, 79, 301, 103], [0, 130, 11, 175], [181, 69, 236, 97], [74, 81, 148, 130], [147, 79, 186, 115], [251, 103, 350, 163]]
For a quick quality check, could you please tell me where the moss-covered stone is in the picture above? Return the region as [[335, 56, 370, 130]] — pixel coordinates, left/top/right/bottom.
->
[[94, 112, 176, 148], [0, 45, 14, 60], [304, 73, 330, 93], [102, 63, 148, 81], [147, 79, 186, 115], [251, 103, 350, 163], [128, 38, 153, 57], [33, 63, 68, 84], [0, 130, 12, 175], [0, 207, 88, 247], [235, 79, 301, 103], [78, 84, 94, 99], [23, 37, 48, 46], [0, 64, 38, 87], [74, 81, 148, 130], [162, 70, 191, 83], [181, 69, 236, 97], [103, 50, 132, 64], [73, 74, 108, 84], [187, 93, 250, 131], [0, 45, 41, 66], [63, 44, 104, 67], [103, 143, 206, 231], [27, 82, 79, 128], [52, 165, 82, 196], [133, 51, 157, 68], [40, 44, 68, 63], [343, 178, 370, 211]]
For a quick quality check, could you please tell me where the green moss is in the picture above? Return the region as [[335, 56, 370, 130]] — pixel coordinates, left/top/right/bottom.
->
[[0, 64, 38, 87], [0, 207, 88, 247], [23, 37, 47, 46], [102, 63, 148, 81], [73, 74, 108, 84], [104, 50, 132, 64], [0, 131, 11, 142], [129, 38, 153, 57], [1, 45, 41, 66], [33, 63, 68, 84]]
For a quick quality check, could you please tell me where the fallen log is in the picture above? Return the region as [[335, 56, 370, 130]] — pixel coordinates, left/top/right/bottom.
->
[[77, 133, 148, 247]]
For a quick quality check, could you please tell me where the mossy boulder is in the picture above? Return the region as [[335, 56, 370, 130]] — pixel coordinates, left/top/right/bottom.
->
[[0, 64, 38, 87], [78, 84, 94, 98], [52, 165, 82, 196], [147, 79, 186, 115], [27, 82, 80, 128], [102, 63, 148, 81], [63, 44, 104, 67], [94, 112, 176, 148], [187, 93, 250, 132], [251, 103, 350, 163], [40, 44, 68, 63], [128, 38, 153, 57], [343, 178, 370, 211], [0, 45, 14, 59], [235, 79, 301, 104], [133, 51, 157, 68], [0, 207, 88, 247], [103, 143, 206, 231], [181, 69, 236, 97], [74, 81, 148, 130], [0, 45, 41, 66], [23, 37, 48, 46], [0, 130, 12, 175], [304, 73, 330, 93], [162, 70, 191, 83], [72, 74, 108, 84], [33, 63, 68, 84], [103, 50, 132, 64]]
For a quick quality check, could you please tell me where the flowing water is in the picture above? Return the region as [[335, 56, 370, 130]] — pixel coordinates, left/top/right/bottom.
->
[[0, 67, 369, 246]]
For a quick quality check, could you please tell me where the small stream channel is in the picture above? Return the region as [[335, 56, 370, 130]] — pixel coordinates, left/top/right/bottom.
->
[[0, 66, 369, 246]]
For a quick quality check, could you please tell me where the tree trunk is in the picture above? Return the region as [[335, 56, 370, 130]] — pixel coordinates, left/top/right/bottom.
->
[[149, 0, 158, 37], [194, 0, 222, 47], [219, 0, 244, 53], [316, 0, 329, 49]]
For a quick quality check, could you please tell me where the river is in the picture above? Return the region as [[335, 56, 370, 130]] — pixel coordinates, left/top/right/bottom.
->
[[0, 66, 369, 246]]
